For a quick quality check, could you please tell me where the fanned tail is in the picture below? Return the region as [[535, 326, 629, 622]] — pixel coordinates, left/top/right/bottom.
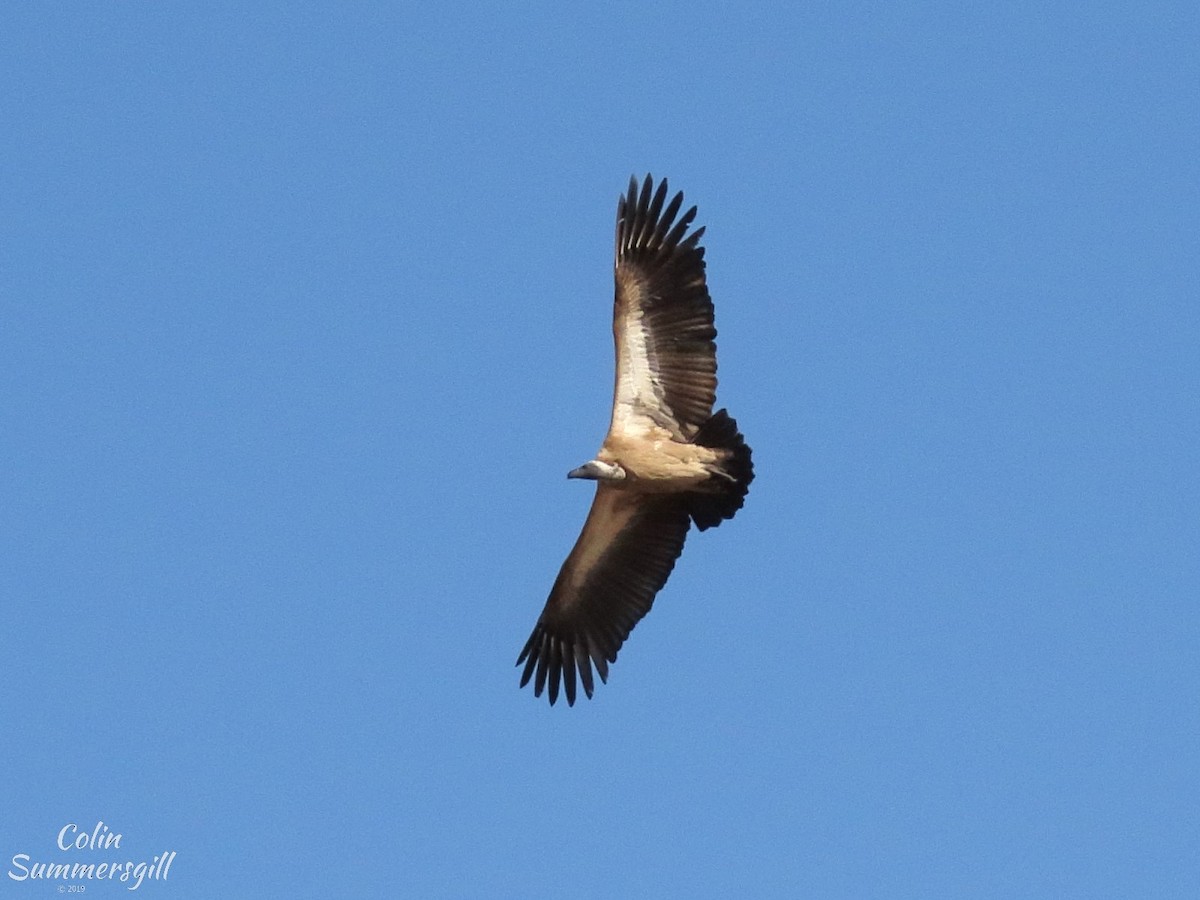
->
[[687, 409, 753, 531]]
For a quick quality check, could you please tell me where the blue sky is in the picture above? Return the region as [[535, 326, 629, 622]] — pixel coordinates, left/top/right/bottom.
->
[[2, 3, 1197, 897]]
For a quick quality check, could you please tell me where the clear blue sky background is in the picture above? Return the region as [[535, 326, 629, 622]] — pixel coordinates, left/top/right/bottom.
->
[[2, 3, 1197, 898]]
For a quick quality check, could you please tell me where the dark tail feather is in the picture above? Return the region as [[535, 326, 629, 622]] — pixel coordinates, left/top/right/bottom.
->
[[687, 409, 754, 531]]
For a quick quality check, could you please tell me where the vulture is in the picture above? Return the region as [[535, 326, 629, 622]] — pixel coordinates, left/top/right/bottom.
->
[[517, 174, 754, 706]]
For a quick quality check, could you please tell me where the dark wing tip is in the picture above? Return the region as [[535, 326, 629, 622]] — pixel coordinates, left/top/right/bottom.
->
[[617, 174, 699, 263], [517, 623, 605, 707]]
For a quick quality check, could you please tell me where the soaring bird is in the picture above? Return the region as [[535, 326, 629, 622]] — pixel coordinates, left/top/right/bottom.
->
[[517, 175, 754, 706]]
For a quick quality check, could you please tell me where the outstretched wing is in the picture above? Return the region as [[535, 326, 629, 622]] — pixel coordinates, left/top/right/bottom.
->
[[517, 486, 691, 706], [610, 175, 718, 441]]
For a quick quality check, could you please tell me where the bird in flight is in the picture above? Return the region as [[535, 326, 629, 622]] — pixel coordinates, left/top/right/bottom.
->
[[517, 174, 754, 706]]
